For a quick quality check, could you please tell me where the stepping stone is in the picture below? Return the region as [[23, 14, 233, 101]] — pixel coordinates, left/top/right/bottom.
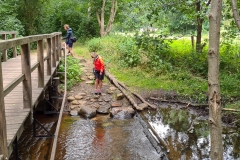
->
[[71, 100, 80, 105], [97, 105, 110, 114], [116, 93, 124, 100], [86, 73, 92, 76], [106, 89, 113, 94], [86, 80, 94, 84], [77, 92, 87, 96], [70, 110, 78, 116], [75, 95, 83, 100], [110, 106, 135, 119], [78, 106, 97, 118], [69, 105, 78, 110], [109, 86, 117, 91], [111, 102, 122, 107], [81, 77, 87, 81], [67, 96, 75, 102], [90, 98, 97, 102], [88, 75, 95, 80], [103, 97, 111, 102], [78, 100, 87, 106]]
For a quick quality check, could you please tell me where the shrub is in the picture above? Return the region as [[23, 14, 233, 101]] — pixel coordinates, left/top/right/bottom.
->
[[88, 38, 103, 52], [134, 32, 171, 69], [117, 37, 141, 67], [58, 56, 81, 90]]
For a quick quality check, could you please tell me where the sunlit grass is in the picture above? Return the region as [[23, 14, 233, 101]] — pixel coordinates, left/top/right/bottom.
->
[[73, 35, 240, 107]]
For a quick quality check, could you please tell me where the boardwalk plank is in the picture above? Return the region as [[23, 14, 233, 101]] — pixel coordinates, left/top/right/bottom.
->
[[0, 51, 62, 157]]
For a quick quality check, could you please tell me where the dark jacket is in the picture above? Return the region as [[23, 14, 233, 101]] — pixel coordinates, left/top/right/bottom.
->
[[64, 28, 73, 43]]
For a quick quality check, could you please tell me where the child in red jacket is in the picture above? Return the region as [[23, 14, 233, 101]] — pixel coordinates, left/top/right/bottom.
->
[[91, 52, 105, 95]]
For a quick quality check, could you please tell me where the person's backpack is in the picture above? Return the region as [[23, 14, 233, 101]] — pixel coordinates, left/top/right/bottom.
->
[[70, 37, 77, 43]]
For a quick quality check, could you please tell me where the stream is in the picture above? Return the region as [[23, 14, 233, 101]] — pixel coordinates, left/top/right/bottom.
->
[[9, 103, 240, 160]]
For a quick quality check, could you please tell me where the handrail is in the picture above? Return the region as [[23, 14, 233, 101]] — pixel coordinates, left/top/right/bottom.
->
[[31, 62, 40, 73], [0, 31, 18, 35], [3, 74, 25, 97], [0, 32, 61, 50]]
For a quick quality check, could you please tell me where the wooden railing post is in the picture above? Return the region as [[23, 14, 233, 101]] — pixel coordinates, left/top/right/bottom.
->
[[52, 37, 56, 67], [37, 40, 44, 87], [58, 34, 62, 58], [12, 33, 17, 58], [21, 43, 32, 109], [1, 34, 7, 62], [47, 38, 52, 76], [56, 36, 59, 62], [0, 59, 8, 159]]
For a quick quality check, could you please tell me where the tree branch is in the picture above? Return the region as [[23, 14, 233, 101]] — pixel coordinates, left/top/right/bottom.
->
[[106, 0, 117, 35], [231, 0, 240, 31]]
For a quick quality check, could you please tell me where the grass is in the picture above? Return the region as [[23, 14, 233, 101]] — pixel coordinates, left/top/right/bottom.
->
[[73, 35, 240, 108]]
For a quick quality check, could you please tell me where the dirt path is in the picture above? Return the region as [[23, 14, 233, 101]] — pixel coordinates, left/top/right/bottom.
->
[[65, 56, 134, 119]]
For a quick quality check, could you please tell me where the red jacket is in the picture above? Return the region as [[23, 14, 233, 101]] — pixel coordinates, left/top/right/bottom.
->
[[94, 56, 105, 73]]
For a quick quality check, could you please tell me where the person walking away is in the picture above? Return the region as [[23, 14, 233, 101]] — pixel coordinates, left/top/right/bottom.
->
[[62, 24, 74, 57], [91, 52, 105, 95]]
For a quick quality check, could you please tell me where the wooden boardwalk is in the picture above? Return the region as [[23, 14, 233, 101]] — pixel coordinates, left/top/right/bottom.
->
[[0, 32, 63, 159]]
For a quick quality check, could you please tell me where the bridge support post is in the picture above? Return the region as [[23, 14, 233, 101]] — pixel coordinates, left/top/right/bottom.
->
[[51, 77, 60, 111], [0, 55, 8, 158]]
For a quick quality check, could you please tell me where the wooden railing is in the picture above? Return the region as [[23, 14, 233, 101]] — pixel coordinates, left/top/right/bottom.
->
[[0, 31, 18, 62], [0, 32, 62, 159]]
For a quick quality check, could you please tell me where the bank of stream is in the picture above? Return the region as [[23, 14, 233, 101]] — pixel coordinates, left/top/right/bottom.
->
[[9, 57, 240, 160]]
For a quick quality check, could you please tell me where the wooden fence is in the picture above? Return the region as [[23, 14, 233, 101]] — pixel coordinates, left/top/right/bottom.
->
[[0, 31, 18, 62], [0, 32, 62, 159]]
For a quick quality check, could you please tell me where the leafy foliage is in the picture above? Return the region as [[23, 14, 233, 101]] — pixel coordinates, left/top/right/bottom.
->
[[58, 56, 82, 90], [117, 37, 140, 67], [88, 38, 103, 52]]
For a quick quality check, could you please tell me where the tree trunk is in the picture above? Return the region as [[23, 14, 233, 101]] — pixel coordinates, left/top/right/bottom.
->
[[208, 0, 223, 159], [196, 1, 204, 53], [191, 35, 194, 50], [106, 0, 117, 35], [95, 0, 117, 37], [230, 0, 240, 31], [97, 0, 106, 37]]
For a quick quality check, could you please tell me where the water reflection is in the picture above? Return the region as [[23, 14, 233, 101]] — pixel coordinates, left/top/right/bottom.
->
[[56, 114, 160, 160], [144, 105, 240, 160]]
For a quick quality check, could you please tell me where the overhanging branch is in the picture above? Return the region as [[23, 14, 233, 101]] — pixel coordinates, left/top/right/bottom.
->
[[231, 0, 240, 31]]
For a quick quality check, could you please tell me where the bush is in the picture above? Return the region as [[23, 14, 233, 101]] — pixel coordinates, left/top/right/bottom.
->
[[58, 56, 82, 90], [117, 37, 141, 67], [134, 32, 171, 69], [88, 38, 103, 52]]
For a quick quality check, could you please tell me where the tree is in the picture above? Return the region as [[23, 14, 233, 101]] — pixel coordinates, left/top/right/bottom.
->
[[208, 0, 223, 159], [89, 0, 117, 37], [161, 0, 211, 53], [231, 0, 240, 30]]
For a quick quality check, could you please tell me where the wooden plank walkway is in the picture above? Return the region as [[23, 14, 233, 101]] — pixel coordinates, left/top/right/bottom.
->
[[2, 53, 59, 155], [0, 32, 63, 159]]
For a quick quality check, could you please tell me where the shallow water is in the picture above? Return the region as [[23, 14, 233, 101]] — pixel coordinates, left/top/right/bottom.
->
[[9, 113, 58, 160], [55, 114, 160, 160], [143, 105, 240, 160], [10, 104, 240, 160]]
